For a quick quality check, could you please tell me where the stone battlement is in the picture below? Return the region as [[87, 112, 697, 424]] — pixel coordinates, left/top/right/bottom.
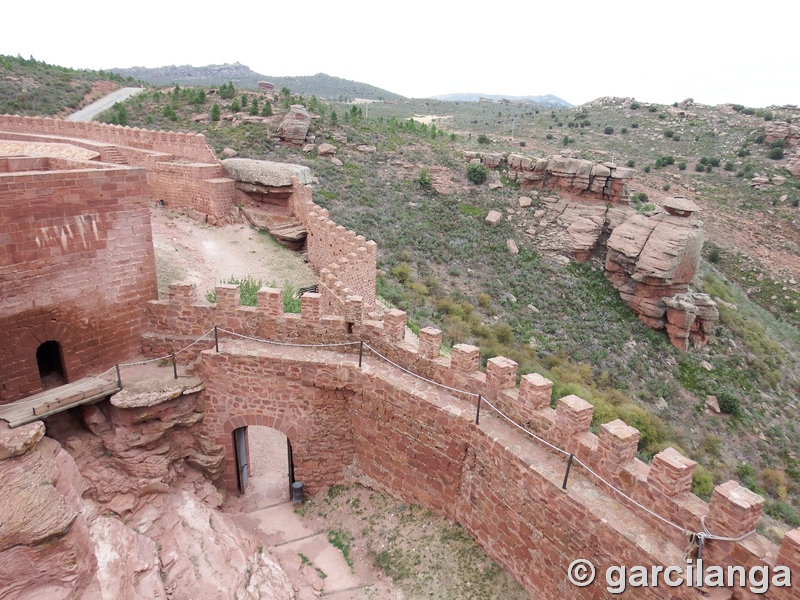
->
[[0, 114, 218, 163], [146, 279, 798, 599]]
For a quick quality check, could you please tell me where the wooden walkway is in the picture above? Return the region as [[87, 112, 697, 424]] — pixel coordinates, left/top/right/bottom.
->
[[0, 377, 121, 428]]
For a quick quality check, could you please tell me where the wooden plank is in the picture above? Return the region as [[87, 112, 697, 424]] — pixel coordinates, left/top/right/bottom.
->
[[0, 378, 120, 428], [33, 381, 119, 415]]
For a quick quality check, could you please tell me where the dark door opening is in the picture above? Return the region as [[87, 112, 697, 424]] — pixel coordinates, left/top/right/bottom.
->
[[234, 426, 249, 494], [36, 340, 66, 388]]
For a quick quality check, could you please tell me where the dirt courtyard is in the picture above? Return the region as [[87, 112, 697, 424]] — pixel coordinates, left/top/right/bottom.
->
[[151, 205, 317, 300]]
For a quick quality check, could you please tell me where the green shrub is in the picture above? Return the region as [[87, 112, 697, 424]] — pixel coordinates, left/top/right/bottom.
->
[[604, 126, 614, 135], [219, 82, 235, 99], [630, 101, 640, 110], [261, 100, 272, 116], [416, 167, 432, 189], [695, 163, 706, 172], [644, 166, 651, 173], [546, 133, 554, 140], [677, 161, 686, 170], [210, 103, 220, 122], [631, 123, 639, 128], [692, 465, 714, 500], [716, 389, 741, 416], [724, 161, 734, 171], [764, 502, 800, 527], [648, 106, 658, 113], [768, 148, 785, 160], [664, 129, 674, 138], [708, 246, 721, 263], [230, 98, 240, 112], [627, 159, 635, 167], [621, 127, 628, 134], [467, 163, 488, 184], [663, 184, 670, 191], [477, 134, 490, 145]]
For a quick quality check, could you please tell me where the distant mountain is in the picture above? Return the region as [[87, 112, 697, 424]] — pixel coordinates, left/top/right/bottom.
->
[[109, 63, 405, 101], [431, 92, 572, 108]]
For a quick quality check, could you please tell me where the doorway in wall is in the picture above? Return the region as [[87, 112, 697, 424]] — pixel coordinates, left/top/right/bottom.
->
[[233, 425, 293, 503], [36, 340, 66, 389]]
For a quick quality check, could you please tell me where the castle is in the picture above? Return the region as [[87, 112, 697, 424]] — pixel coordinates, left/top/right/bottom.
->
[[0, 116, 797, 599]]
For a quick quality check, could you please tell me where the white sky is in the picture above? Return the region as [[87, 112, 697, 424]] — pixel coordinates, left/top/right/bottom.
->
[[4, 0, 798, 108]]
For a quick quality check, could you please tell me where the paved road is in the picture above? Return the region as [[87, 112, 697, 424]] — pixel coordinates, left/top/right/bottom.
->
[[66, 87, 146, 122]]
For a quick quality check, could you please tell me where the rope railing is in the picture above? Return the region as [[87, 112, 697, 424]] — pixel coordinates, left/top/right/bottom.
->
[[158, 325, 758, 550]]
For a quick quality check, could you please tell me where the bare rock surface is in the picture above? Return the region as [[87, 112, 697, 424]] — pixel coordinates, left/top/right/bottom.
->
[[0, 420, 44, 460], [111, 375, 204, 409], [222, 158, 312, 187], [131, 490, 293, 600], [0, 437, 96, 599], [277, 104, 311, 145]]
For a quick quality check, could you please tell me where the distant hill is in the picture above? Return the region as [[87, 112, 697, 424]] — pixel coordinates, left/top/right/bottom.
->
[[109, 63, 406, 101], [431, 92, 572, 108]]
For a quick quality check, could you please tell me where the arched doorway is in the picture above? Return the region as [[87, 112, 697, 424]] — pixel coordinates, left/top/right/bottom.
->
[[233, 425, 294, 502], [36, 340, 66, 388]]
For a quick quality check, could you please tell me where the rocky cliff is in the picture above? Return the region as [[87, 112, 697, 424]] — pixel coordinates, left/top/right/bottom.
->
[[0, 374, 293, 600]]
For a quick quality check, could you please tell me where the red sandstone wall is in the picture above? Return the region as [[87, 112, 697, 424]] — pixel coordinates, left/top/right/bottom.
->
[[0, 115, 217, 163], [197, 340, 800, 599], [291, 183, 377, 313], [0, 165, 158, 402], [150, 162, 234, 220], [150, 284, 798, 599]]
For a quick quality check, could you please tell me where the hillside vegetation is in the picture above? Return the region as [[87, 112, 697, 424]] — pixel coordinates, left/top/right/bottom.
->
[[0, 54, 136, 116], [8, 58, 800, 536]]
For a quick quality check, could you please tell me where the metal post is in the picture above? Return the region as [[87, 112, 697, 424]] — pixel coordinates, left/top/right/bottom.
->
[[358, 341, 364, 367], [171, 353, 178, 379], [562, 454, 574, 490], [214, 326, 219, 352], [115, 364, 122, 389], [476, 394, 482, 425]]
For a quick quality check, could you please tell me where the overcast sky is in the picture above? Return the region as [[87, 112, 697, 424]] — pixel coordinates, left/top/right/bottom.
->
[[4, 0, 798, 107]]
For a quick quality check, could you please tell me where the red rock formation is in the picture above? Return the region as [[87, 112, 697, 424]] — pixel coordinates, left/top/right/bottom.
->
[[605, 199, 718, 349], [277, 104, 311, 145]]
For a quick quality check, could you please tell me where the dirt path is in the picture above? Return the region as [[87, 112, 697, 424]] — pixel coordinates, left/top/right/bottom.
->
[[151, 206, 317, 300], [66, 86, 145, 122]]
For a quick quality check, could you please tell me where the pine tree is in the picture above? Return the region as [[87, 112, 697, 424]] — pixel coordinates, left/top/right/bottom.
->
[[210, 103, 221, 122]]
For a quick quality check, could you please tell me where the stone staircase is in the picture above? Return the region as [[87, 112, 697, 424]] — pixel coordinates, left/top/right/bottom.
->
[[101, 146, 127, 165]]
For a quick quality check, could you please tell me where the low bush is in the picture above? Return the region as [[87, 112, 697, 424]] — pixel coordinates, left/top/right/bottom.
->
[[467, 163, 488, 184]]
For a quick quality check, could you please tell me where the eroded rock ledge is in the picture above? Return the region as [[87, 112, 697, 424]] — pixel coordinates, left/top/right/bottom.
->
[[0, 377, 293, 600]]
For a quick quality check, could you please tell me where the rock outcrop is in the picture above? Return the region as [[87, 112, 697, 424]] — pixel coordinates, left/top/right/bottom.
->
[[787, 152, 800, 178], [605, 197, 718, 349], [0, 379, 294, 600], [765, 122, 799, 147], [277, 104, 312, 145], [508, 151, 634, 204], [222, 158, 311, 251]]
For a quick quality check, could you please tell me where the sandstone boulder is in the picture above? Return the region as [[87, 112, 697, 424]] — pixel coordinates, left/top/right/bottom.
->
[[317, 143, 336, 156], [223, 158, 312, 187], [277, 104, 311, 145], [605, 205, 716, 348], [485, 210, 503, 225]]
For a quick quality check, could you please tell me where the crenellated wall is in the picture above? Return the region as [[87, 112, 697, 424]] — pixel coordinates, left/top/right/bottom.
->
[[149, 282, 799, 599], [0, 115, 218, 163], [290, 181, 378, 313], [0, 115, 234, 220]]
